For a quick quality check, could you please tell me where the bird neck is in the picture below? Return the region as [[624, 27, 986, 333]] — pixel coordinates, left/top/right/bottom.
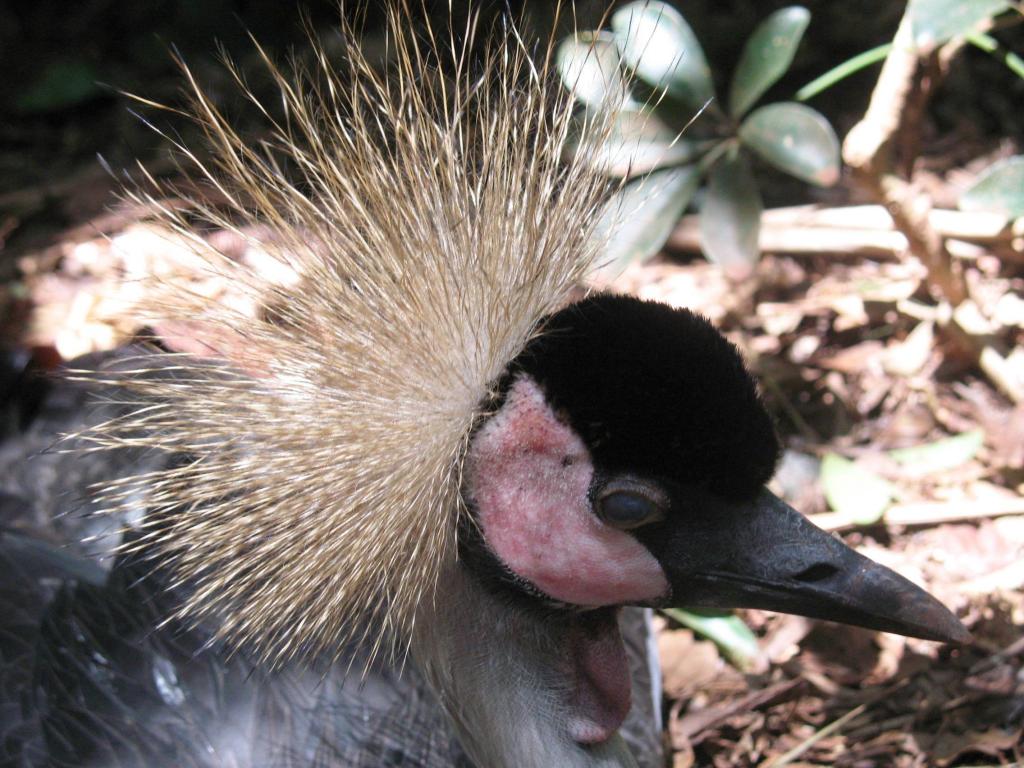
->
[[411, 562, 639, 768]]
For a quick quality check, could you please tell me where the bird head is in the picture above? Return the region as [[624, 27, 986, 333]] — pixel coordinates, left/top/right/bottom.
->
[[461, 293, 969, 745]]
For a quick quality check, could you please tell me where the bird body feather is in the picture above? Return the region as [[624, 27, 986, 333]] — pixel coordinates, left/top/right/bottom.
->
[[0, 355, 662, 767]]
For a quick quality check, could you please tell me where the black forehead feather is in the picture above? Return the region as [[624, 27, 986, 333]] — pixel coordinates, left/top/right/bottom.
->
[[511, 294, 779, 500]]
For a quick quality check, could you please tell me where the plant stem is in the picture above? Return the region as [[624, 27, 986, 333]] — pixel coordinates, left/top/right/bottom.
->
[[965, 30, 1024, 79], [796, 44, 893, 101], [841, 14, 968, 305]]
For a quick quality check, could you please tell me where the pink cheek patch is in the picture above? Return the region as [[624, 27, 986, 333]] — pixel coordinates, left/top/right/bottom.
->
[[466, 375, 668, 607]]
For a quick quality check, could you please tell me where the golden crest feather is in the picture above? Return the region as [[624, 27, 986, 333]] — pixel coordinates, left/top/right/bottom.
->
[[80, 2, 612, 666]]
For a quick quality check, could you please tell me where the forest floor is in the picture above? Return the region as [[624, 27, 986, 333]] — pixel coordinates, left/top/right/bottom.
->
[[3, 143, 1023, 768]]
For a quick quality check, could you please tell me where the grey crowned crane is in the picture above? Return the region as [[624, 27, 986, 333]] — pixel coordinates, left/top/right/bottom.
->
[[0, 4, 968, 767]]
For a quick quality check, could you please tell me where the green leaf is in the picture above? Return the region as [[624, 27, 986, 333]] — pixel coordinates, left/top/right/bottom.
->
[[16, 60, 102, 113], [700, 151, 763, 266], [569, 110, 701, 177], [611, 1, 715, 112], [663, 608, 763, 672], [729, 6, 810, 118], [959, 155, 1024, 221], [593, 165, 701, 280], [556, 32, 634, 110], [889, 430, 985, 476], [908, 0, 1009, 49], [820, 453, 893, 526], [739, 102, 840, 186]]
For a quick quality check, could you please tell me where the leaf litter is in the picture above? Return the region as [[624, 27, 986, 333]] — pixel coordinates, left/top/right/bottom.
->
[[2, 117, 1024, 768]]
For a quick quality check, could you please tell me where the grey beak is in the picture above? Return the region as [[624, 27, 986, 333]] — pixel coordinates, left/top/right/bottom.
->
[[652, 490, 970, 644]]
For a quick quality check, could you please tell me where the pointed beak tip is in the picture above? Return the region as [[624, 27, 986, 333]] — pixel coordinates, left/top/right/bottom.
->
[[900, 599, 972, 645], [914, 622, 972, 646], [872, 581, 973, 646], [944, 622, 974, 646]]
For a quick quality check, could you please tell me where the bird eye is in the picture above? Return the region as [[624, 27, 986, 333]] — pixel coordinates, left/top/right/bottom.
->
[[595, 480, 667, 530]]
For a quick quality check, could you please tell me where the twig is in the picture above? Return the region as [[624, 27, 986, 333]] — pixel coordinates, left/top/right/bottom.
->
[[670, 678, 804, 746], [842, 14, 970, 304], [968, 634, 1024, 676], [810, 496, 1024, 532], [666, 205, 1021, 259], [760, 205, 1013, 240], [762, 703, 867, 768], [841, 712, 915, 744]]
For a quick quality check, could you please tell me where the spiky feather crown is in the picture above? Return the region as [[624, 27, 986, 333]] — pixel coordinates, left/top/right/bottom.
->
[[81, 3, 612, 665]]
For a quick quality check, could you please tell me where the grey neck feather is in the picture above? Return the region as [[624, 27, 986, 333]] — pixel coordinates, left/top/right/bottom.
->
[[412, 563, 640, 768]]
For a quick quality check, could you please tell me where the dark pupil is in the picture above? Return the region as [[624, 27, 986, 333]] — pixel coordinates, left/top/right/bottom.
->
[[601, 491, 655, 525]]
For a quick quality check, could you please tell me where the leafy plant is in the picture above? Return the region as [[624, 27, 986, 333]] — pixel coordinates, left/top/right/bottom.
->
[[792, 0, 1023, 225], [797, 0, 1024, 101], [557, 2, 840, 272]]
